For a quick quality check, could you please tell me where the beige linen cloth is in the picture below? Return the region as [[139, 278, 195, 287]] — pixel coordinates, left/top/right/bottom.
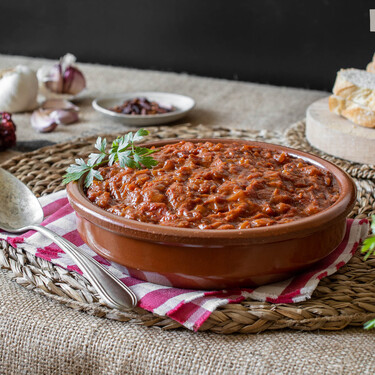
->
[[0, 55, 374, 375]]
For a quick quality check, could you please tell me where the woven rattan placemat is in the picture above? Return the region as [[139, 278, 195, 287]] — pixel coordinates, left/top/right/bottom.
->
[[1, 121, 374, 334]]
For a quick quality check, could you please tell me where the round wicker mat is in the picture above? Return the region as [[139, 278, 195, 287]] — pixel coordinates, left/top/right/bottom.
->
[[1, 121, 375, 334]]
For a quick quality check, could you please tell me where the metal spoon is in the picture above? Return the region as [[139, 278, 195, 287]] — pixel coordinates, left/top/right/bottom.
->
[[0, 168, 137, 310]]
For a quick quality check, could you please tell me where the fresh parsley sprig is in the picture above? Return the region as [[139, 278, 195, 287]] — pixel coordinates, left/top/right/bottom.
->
[[63, 129, 158, 188], [361, 215, 375, 329], [361, 216, 375, 260]]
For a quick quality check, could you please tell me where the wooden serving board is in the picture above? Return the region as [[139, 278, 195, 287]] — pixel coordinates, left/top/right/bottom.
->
[[306, 97, 375, 165]]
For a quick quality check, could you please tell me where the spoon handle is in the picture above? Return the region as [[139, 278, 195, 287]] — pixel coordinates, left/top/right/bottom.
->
[[29, 224, 138, 310]]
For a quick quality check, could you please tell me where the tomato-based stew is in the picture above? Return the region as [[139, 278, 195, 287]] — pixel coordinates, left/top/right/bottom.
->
[[86, 141, 340, 229]]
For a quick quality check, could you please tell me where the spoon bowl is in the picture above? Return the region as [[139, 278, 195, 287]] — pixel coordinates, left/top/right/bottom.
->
[[0, 169, 44, 231], [0, 168, 137, 310]]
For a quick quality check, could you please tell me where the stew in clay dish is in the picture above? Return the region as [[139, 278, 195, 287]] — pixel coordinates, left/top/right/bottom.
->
[[67, 139, 356, 289], [86, 141, 340, 230]]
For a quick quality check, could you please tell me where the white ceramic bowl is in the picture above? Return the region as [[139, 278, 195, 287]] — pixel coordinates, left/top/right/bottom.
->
[[92, 92, 195, 126]]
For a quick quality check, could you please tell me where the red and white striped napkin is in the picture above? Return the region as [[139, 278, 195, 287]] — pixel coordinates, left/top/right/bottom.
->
[[0, 190, 369, 331]]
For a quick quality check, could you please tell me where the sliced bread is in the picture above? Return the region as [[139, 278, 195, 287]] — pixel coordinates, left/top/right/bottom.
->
[[332, 68, 375, 111], [328, 95, 375, 128], [366, 53, 375, 73]]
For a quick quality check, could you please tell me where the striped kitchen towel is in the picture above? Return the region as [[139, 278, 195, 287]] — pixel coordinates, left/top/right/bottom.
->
[[0, 190, 369, 331]]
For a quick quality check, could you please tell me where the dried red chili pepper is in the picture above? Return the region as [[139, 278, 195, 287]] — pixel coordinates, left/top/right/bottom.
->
[[0, 112, 16, 151]]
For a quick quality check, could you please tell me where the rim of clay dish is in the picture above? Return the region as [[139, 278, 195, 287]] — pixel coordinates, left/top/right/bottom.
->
[[66, 138, 356, 246]]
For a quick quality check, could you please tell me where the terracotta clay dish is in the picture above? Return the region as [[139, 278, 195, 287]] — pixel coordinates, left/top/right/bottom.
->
[[66, 139, 356, 289]]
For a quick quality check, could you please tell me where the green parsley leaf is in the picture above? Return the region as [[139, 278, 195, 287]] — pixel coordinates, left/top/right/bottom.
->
[[133, 128, 149, 142], [62, 170, 88, 185], [63, 128, 158, 187], [84, 168, 103, 188], [95, 137, 107, 153], [74, 158, 88, 167], [63, 159, 91, 184], [87, 152, 106, 167], [371, 217, 375, 234], [108, 152, 117, 166], [65, 163, 88, 174], [117, 137, 129, 152], [134, 146, 157, 156], [123, 132, 133, 145], [364, 319, 375, 330], [135, 154, 158, 169], [361, 215, 375, 329], [117, 150, 134, 168], [361, 215, 375, 260]]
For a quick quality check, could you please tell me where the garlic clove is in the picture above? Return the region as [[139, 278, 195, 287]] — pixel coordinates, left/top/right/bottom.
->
[[50, 109, 79, 125], [31, 98, 80, 132], [42, 99, 79, 112], [37, 53, 86, 96], [43, 64, 64, 94], [31, 109, 58, 133], [62, 66, 86, 95]]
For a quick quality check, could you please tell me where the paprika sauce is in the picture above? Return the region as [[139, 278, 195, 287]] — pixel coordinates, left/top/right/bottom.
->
[[86, 141, 340, 229]]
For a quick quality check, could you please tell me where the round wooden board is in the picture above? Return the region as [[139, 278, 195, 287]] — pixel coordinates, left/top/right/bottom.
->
[[306, 97, 375, 165]]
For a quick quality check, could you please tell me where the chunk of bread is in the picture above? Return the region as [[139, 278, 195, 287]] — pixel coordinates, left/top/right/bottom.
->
[[332, 68, 375, 111], [366, 53, 375, 73], [328, 95, 375, 128]]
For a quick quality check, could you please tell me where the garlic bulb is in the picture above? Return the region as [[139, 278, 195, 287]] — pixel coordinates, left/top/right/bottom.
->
[[37, 53, 86, 95], [0, 65, 39, 113]]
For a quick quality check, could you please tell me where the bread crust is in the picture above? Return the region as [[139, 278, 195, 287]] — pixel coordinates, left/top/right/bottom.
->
[[332, 69, 375, 111], [328, 95, 375, 128]]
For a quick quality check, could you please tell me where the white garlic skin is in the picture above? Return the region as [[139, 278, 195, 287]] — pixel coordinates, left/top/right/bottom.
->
[[0, 65, 39, 113]]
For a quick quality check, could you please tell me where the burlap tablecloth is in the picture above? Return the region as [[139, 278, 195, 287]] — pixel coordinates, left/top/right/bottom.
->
[[1, 55, 374, 374]]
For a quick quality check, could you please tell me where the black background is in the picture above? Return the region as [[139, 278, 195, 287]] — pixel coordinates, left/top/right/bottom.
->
[[1, 0, 374, 90]]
